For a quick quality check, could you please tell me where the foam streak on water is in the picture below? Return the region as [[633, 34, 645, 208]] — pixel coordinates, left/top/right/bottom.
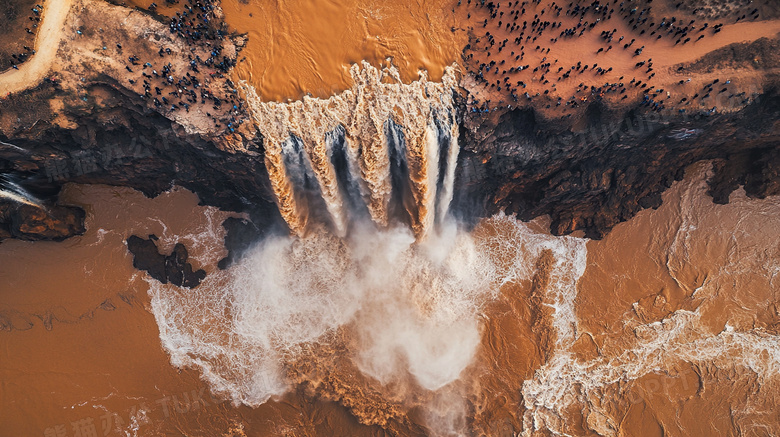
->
[[520, 165, 780, 437], [521, 308, 780, 436]]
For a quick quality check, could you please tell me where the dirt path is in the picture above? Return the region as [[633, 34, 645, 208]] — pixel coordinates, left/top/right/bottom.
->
[[0, 0, 74, 96]]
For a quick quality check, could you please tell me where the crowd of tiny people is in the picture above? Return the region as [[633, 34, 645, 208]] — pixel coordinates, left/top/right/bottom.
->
[[459, 0, 761, 115], [120, 0, 245, 132]]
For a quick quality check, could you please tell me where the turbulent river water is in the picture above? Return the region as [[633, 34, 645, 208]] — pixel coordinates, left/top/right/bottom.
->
[[127, 0, 467, 101], [1, 159, 779, 436], [1, 1, 780, 436]]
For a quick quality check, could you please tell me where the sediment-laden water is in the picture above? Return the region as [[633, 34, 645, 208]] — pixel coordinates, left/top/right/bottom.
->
[[2, 0, 779, 434], [2, 159, 779, 436]]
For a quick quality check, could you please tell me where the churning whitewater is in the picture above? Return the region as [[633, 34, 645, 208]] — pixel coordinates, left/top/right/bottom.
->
[[138, 68, 780, 436], [146, 214, 588, 425], [145, 64, 589, 429]]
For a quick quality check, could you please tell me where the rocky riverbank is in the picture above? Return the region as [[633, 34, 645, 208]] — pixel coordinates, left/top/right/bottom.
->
[[0, 0, 280, 244], [0, 0, 779, 246]]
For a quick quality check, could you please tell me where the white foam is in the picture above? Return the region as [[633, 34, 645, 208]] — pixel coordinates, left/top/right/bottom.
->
[[147, 212, 589, 427], [243, 62, 460, 239]]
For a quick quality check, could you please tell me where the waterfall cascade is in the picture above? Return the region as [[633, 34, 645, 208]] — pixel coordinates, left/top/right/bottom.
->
[[147, 63, 508, 426], [243, 62, 460, 240], [0, 176, 43, 209], [144, 62, 630, 435]]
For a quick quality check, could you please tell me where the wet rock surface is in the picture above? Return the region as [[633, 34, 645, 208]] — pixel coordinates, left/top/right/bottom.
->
[[708, 146, 780, 203], [2, 76, 779, 242], [0, 0, 778, 245], [456, 82, 780, 238], [0, 202, 85, 241], [126, 234, 206, 288], [217, 216, 267, 269], [2, 78, 779, 242]]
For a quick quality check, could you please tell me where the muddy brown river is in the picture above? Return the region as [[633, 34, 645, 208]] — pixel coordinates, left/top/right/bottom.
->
[[1, 163, 778, 436]]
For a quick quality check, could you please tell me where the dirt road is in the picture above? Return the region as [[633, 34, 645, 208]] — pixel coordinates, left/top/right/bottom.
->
[[0, 0, 73, 96]]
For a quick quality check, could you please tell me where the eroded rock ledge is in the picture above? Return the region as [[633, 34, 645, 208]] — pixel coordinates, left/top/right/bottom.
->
[[455, 36, 780, 238], [0, 0, 281, 243], [456, 84, 780, 238], [0, 1, 779, 245], [0, 203, 85, 241]]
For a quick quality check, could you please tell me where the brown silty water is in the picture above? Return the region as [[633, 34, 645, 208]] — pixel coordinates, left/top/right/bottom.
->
[[220, 0, 467, 102], [1, 162, 779, 436]]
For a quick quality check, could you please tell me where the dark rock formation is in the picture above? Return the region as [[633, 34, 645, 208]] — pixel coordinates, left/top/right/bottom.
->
[[127, 235, 167, 281], [456, 36, 780, 238], [3, 71, 780, 244], [708, 147, 780, 203], [165, 243, 206, 288], [218, 216, 266, 269], [0, 0, 283, 245], [3, 74, 779, 245], [0, 202, 85, 241], [456, 87, 780, 238], [126, 235, 206, 288], [0, 76, 285, 230], [452, 29, 780, 238]]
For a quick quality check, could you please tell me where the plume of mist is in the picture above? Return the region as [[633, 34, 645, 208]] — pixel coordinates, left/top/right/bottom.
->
[[149, 218, 497, 404], [148, 63, 591, 433], [147, 213, 590, 437]]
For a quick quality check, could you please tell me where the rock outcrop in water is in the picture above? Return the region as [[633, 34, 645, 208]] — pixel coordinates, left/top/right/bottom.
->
[[217, 216, 265, 269], [126, 235, 206, 288]]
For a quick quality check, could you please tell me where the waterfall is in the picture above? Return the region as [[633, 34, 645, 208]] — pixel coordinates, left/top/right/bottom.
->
[[0, 140, 28, 153], [243, 62, 460, 240], [0, 176, 43, 209]]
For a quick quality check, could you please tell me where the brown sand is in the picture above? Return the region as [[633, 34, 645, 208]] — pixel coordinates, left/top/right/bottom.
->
[[122, 0, 182, 17], [0, 0, 41, 72], [0, 0, 72, 97]]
